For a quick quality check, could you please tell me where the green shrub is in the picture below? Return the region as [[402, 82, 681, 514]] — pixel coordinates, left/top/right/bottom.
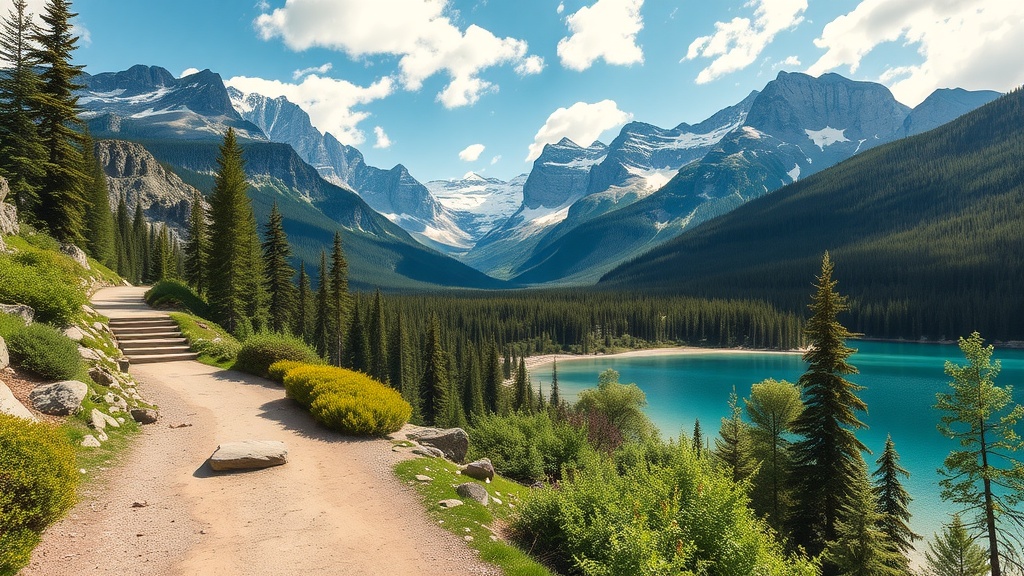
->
[[468, 412, 591, 483], [0, 414, 79, 575], [267, 360, 307, 383], [6, 324, 82, 380], [145, 280, 208, 317], [283, 365, 411, 436], [0, 251, 86, 325], [168, 312, 240, 363], [234, 332, 322, 378], [0, 313, 25, 340]]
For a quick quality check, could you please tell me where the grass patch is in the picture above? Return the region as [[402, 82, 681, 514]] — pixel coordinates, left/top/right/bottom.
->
[[168, 312, 239, 367], [394, 458, 555, 576], [145, 280, 208, 317]]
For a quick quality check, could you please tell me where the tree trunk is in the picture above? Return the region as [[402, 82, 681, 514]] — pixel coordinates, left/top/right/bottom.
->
[[980, 417, 1001, 576]]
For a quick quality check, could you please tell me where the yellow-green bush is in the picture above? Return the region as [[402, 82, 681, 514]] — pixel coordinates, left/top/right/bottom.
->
[[282, 364, 411, 436], [0, 414, 79, 575], [0, 250, 86, 325], [234, 332, 322, 378], [267, 359, 307, 383]]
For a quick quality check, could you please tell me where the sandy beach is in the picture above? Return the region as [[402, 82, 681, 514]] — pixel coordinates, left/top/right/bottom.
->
[[524, 346, 803, 372]]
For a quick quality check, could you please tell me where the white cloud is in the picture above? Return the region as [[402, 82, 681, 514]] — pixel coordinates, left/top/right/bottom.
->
[[227, 74, 394, 145], [526, 100, 632, 161], [557, 2, 565, 14], [0, 0, 90, 57], [292, 62, 333, 80], [373, 126, 392, 149], [515, 55, 545, 76], [255, 0, 541, 108], [558, 0, 645, 71], [807, 0, 1024, 106], [685, 0, 807, 84], [459, 143, 486, 162], [179, 67, 201, 78], [490, 155, 502, 165]]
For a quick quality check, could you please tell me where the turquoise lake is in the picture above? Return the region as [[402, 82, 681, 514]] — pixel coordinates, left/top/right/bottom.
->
[[534, 340, 1024, 541]]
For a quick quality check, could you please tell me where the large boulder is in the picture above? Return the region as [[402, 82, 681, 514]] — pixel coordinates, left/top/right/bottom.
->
[[462, 458, 495, 482], [209, 440, 288, 471], [29, 380, 88, 415], [0, 336, 8, 370], [408, 428, 469, 463], [0, 176, 17, 236], [130, 408, 159, 424], [456, 482, 489, 505], [0, 304, 33, 325], [59, 243, 90, 269], [0, 381, 37, 421]]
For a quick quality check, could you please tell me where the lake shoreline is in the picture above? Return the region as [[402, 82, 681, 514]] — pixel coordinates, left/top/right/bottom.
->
[[525, 345, 804, 373]]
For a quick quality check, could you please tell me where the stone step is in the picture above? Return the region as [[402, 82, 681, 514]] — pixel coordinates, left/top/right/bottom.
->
[[121, 345, 193, 355], [116, 331, 183, 341], [111, 325, 180, 335], [109, 317, 175, 327], [118, 338, 188, 349], [126, 352, 199, 364]]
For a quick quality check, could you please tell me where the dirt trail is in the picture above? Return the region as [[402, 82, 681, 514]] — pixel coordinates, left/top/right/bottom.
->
[[25, 287, 494, 576]]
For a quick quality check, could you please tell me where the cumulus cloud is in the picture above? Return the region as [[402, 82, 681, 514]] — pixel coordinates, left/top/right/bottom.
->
[[254, 0, 541, 108], [526, 100, 632, 161], [459, 143, 486, 162], [558, 0, 645, 71], [490, 155, 502, 165], [515, 55, 545, 76], [557, 2, 565, 14], [227, 74, 394, 145], [373, 126, 392, 149], [807, 0, 1024, 106], [685, 0, 807, 84], [292, 62, 333, 80], [179, 67, 201, 78]]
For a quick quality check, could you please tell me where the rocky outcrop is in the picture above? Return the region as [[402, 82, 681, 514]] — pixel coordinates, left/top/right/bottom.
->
[[461, 458, 495, 482], [0, 176, 18, 237], [59, 243, 90, 269], [209, 440, 289, 471], [0, 336, 8, 370], [0, 304, 34, 324], [29, 380, 89, 415], [407, 428, 469, 463], [456, 482, 489, 505], [0, 381, 36, 421]]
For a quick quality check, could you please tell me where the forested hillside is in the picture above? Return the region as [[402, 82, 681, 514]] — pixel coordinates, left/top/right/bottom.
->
[[602, 88, 1024, 342]]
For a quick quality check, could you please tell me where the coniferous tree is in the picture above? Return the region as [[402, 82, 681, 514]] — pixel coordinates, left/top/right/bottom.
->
[[714, 386, 755, 483], [80, 133, 115, 268], [261, 202, 295, 334], [789, 252, 868, 561], [345, 301, 370, 373], [131, 199, 147, 283], [150, 224, 168, 281], [746, 378, 802, 534], [205, 128, 258, 334], [239, 206, 267, 333], [31, 0, 87, 243], [0, 0, 46, 217], [536, 381, 546, 412], [368, 290, 389, 384], [692, 419, 704, 456], [183, 190, 207, 295], [389, 310, 420, 421], [872, 435, 919, 574], [114, 193, 133, 279], [293, 262, 312, 343], [936, 332, 1024, 576], [312, 250, 331, 357], [328, 232, 349, 365], [824, 466, 903, 576], [924, 515, 990, 576], [419, 314, 448, 426], [484, 340, 503, 414], [513, 357, 530, 412], [550, 358, 561, 407]]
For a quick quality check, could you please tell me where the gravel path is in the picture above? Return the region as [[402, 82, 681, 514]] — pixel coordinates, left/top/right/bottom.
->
[[24, 287, 495, 576]]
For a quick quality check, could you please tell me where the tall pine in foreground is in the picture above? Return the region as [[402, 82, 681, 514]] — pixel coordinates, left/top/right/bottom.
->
[[261, 203, 295, 334], [872, 435, 918, 574], [31, 0, 87, 243], [789, 252, 868, 566], [328, 232, 349, 366], [81, 133, 115, 267]]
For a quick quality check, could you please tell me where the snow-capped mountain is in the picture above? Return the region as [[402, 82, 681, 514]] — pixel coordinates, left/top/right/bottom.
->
[[425, 172, 526, 242], [79, 65, 266, 141], [897, 88, 1000, 138]]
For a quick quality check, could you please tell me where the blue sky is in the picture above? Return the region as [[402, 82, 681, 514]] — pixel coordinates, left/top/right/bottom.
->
[[7, 0, 1023, 182]]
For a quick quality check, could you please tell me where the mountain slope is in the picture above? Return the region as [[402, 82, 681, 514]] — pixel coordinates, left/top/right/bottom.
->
[[425, 172, 526, 243], [601, 88, 1024, 341]]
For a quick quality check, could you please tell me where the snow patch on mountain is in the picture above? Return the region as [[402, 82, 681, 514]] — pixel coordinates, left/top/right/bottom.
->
[[625, 165, 677, 192], [804, 126, 850, 150], [787, 164, 800, 182]]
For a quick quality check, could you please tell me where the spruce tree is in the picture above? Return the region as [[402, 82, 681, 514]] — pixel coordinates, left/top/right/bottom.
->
[[183, 190, 207, 295], [114, 193, 133, 280], [240, 206, 267, 333], [714, 386, 755, 483], [0, 0, 46, 217], [261, 202, 295, 334], [550, 358, 561, 407], [692, 419, 703, 456], [824, 466, 903, 576], [368, 290, 389, 384], [344, 301, 370, 373], [390, 310, 420, 422], [484, 340, 503, 414], [789, 252, 868, 561], [31, 0, 87, 243], [461, 345, 485, 420], [293, 262, 312, 343], [924, 515, 990, 576], [80, 134, 114, 267], [872, 435, 919, 574], [312, 250, 331, 357], [419, 314, 448, 426], [131, 199, 147, 283], [328, 231, 349, 365], [513, 357, 530, 412], [150, 224, 168, 281]]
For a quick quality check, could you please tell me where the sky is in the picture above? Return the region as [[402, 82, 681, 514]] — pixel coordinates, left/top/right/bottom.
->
[[4, 0, 1024, 183]]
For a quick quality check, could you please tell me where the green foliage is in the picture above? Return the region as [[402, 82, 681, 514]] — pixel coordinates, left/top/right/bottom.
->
[[168, 312, 240, 364], [183, 190, 207, 296], [467, 412, 591, 483], [511, 443, 818, 576], [713, 386, 755, 484], [745, 378, 802, 535], [81, 133, 115, 268], [261, 202, 295, 334], [283, 364, 411, 436], [824, 468, 903, 576], [145, 279, 209, 317], [924, 515, 990, 576], [419, 314, 450, 426], [0, 247, 87, 324], [6, 323, 81, 380], [0, 413, 78, 575], [871, 435, 918, 573], [267, 359, 306, 384], [575, 368, 655, 444], [0, 312, 25, 339], [234, 332, 321, 378]]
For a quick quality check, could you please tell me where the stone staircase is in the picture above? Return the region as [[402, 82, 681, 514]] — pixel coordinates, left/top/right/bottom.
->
[[109, 316, 198, 364]]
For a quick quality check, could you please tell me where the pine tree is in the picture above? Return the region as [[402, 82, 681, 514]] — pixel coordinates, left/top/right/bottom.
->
[[550, 358, 561, 407], [312, 250, 331, 357], [344, 301, 370, 373], [872, 435, 919, 574], [368, 290, 389, 384], [261, 202, 295, 334], [419, 314, 448, 426], [714, 386, 755, 483], [206, 128, 258, 334], [692, 419, 703, 456], [240, 206, 267, 333], [536, 381, 546, 412], [789, 252, 868, 560], [114, 193, 133, 280], [328, 232, 349, 365], [183, 190, 207, 295], [745, 378, 802, 535], [824, 466, 903, 576], [0, 0, 46, 217], [936, 332, 1024, 576], [513, 357, 530, 412], [31, 0, 87, 243], [150, 224, 168, 281], [390, 310, 420, 422], [924, 515, 990, 576], [80, 133, 115, 268], [484, 340, 503, 414], [293, 262, 313, 343], [131, 199, 147, 283]]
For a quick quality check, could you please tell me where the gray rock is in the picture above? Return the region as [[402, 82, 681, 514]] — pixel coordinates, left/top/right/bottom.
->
[[103, 392, 128, 411], [130, 408, 159, 424], [0, 175, 8, 202], [0, 381, 37, 421], [64, 326, 86, 342], [81, 434, 102, 447], [117, 357, 130, 372], [209, 440, 288, 471], [81, 304, 98, 316], [79, 346, 104, 362], [438, 499, 464, 509], [29, 380, 88, 415], [0, 177, 17, 236], [408, 428, 469, 463], [456, 482, 489, 505], [462, 458, 495, 482], [0, 336, 8, 370], [90, 408, 120, 430], [415, 474, 433, 482], [89, 366, 116, 386], [412, 447, 445, 458], [59, 243, 90, 269], [0, 304, 33, 324]]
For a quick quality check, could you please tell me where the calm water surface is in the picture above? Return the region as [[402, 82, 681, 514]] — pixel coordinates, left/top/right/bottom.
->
[[538, 340, 1024, 541]]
